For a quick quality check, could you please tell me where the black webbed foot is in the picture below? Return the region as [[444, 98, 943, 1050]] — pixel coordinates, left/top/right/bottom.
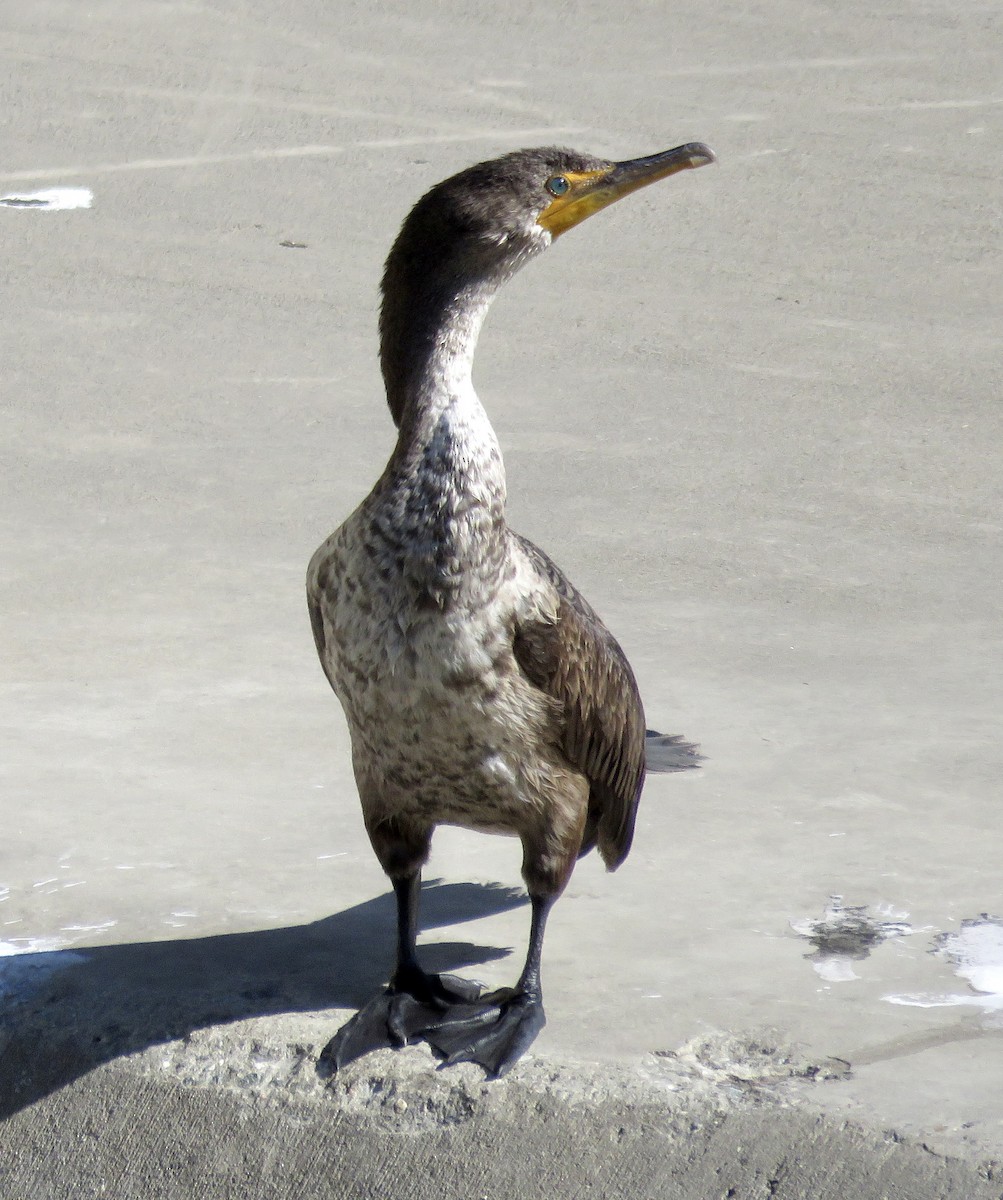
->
[[423, 987, 546, 1078], [319, 970, 482, 1074]]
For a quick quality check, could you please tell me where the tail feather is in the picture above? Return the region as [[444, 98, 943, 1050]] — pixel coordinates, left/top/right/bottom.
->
[[644, 729, 703, 774]]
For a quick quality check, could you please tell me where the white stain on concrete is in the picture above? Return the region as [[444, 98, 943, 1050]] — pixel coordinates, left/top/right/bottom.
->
[[223, 376, 345, 386], [732, 363, 823, 380], [164, 909, 198, 928], [60, 921, 117, 934], [841, 97, 1003, 113], [814, 957, 860, 983], [886, 916, 1003, 1012], [654, 53, 933, 79], [0, 128, 586, 185], [0, 186, 92, 210]]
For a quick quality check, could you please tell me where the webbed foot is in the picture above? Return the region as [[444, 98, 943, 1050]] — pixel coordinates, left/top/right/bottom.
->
[[423, 987, 545, 1078], [319, 970, 482, 1073]]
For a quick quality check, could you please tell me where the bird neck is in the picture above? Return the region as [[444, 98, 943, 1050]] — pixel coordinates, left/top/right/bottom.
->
[[381, 275, 506, 502], [376, 268, 512, 606], [380, 263, 512, 490], [380, 273, 498, 434]]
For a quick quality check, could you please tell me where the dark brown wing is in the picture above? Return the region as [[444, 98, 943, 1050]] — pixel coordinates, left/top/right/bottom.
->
[[511, 532, 646, 870]]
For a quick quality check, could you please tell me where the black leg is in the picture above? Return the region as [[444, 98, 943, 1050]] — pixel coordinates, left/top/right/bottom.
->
[[395, 873, 420, 968], [386, 872, 482, 1015], [318, 871, 481, 1074], [514, 891, 550, 996], [423, 893, 552, 1077]]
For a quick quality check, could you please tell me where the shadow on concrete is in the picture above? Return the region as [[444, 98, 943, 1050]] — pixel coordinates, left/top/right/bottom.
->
[[0, 880, 525, 1119]]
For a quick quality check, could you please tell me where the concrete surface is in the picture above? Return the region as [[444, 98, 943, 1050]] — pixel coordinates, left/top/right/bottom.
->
[[2, 0, 1001, 1193], [2, 1021, 1001, 1200]]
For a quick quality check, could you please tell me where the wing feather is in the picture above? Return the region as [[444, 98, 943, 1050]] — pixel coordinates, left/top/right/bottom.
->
[[511, 533, 646, 869]]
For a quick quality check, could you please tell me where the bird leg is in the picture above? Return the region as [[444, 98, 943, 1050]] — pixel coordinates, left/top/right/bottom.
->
[[422, 892, 552, 1078], [387, 872, 483, 1013], [319, 872, 481, 1073]]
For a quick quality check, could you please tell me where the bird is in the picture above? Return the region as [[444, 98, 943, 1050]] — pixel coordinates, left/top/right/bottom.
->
[[307, 142, 714, 1078]]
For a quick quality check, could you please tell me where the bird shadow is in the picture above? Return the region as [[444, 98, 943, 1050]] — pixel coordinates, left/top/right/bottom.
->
[[0, 879, 526, 1119]]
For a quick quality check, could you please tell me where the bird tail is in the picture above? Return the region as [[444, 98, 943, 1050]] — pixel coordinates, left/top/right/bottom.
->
[[644, 730, 703, 774]]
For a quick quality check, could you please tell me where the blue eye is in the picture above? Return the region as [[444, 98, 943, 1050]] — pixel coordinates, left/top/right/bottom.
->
[[545, 176, 570, 197]]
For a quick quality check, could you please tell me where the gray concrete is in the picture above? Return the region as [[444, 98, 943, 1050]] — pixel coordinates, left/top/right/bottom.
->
[[2, 0, 1001, 1192], [2, 1022, 1001, 1199]]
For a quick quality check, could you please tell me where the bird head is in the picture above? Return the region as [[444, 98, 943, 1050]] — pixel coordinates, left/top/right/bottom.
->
[[531, 143, 717, 240], [385, 143, 716, 289], [379, 143, 716, 424]]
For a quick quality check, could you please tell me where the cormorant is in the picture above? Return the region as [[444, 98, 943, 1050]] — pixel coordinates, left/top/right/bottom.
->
[[307, 142, 715, 1077]]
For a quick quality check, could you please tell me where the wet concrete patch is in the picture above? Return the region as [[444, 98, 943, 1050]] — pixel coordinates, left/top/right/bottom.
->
[[791, 895, 914, 982]]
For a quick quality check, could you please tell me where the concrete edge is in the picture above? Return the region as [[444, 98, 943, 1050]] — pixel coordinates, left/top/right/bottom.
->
[[1, 1012, 999, 1199]]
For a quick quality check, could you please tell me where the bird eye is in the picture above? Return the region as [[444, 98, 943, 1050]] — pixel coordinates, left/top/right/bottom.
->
[[545, 176, 570, 197]]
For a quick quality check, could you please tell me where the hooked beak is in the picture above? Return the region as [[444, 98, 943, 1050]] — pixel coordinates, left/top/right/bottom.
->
[[537, 142, 716, 239]]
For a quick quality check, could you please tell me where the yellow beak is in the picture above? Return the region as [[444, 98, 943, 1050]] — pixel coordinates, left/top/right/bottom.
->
[[537, 142, 716, 239]]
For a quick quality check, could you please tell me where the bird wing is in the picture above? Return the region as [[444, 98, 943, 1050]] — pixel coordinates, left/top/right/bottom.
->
[[510, 532, 646, 869]]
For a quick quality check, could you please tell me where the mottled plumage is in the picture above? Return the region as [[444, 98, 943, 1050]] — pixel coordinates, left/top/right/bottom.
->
[[309, 142, 712, 1075]]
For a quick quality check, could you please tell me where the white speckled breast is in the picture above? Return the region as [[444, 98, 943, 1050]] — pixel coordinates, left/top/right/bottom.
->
[[308, 387, 566, 837]]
